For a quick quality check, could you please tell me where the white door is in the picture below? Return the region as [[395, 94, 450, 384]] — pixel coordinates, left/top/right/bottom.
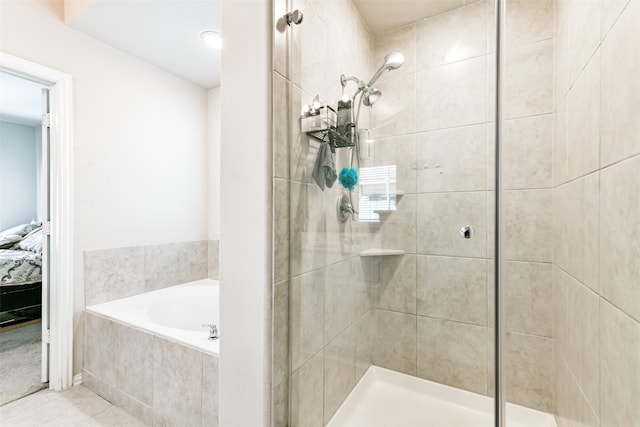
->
[[41, 87, 50, 383]]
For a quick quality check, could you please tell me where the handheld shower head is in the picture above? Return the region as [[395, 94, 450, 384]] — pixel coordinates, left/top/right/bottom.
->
[[368, 51, 405, 86], [363, 87, 382, 106], [383, 51, 405, 70]]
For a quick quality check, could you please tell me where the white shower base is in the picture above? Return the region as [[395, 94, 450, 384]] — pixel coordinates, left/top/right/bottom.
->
[[327, 366, 556, 427]]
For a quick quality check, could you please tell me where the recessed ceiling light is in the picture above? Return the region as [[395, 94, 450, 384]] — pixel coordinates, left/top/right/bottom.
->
[[201, 31, 222, 49]]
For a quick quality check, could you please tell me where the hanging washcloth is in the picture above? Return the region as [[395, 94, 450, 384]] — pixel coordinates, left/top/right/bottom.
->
[[312, 142, 337, 190]]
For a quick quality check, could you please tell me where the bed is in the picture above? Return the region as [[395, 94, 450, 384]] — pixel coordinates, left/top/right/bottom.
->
[[0, 224, 43, 327]]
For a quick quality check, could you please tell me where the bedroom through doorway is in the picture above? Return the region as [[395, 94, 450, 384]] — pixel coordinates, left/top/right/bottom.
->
[[0, 70, 50, 405]]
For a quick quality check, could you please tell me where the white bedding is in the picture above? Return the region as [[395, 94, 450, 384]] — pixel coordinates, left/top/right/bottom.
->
[[0, 249, 42, 287]]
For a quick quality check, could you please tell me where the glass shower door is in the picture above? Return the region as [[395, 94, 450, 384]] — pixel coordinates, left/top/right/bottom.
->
[[273, 0, 499, 425]]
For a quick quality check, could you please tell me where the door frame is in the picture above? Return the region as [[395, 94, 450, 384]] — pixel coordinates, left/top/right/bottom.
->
[[0, 52, 74, 391]]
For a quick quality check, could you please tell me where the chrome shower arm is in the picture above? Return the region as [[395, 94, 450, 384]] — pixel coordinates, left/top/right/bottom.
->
[[340, 74, 366, 91]]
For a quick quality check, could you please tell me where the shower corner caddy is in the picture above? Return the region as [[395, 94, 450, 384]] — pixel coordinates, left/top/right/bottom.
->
[[359, 248, 406, 257], [306, 127, 355, 152]]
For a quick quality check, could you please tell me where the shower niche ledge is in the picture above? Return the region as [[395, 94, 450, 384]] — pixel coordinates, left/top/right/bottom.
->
[[359, 248, 406, 257]]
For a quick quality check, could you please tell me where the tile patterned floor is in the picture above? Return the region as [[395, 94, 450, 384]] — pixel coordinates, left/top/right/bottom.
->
[[0, 386, 145, 426]]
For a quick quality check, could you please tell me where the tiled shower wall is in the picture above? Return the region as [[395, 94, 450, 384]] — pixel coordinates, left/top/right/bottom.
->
[[272, 0, 376, 426], [365, 0, 555, 412], [84, 239, 219, 306], [552, 0, 640, 426]]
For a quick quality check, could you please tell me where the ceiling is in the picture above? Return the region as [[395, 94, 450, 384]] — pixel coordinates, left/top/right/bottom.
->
[[68, 0, 221, 89], [353, 0, 465, 34], [0, 72, 47, 126], [64, 0, 463, 88]]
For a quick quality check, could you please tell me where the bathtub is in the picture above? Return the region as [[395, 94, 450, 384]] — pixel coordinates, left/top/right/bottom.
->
[[86, 278, 219, 354], [83, 279, 220, 426]]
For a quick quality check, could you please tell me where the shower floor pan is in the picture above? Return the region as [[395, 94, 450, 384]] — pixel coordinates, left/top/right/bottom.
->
[[327, 366, 557, 427]]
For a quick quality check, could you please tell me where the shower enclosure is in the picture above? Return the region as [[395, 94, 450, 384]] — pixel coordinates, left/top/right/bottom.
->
[[272, 0, 639, 425]]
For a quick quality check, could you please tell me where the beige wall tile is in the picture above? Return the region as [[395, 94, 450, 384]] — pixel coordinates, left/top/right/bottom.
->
[[84, 313, 116, 386], [373, 310, 417, 376], [600, 300, 640, 426], [202, 354, 219, 427], [567, 51, 600, 181], [115, 324, 154, 406], [553, 98, 569, 186], [504, 39, 554, 119], [273, 179, 289, 283], [416, 124, 487, 192], [290, 353, 323, 427], [601, 0, 630, 38], [567, 0, 601, 85], [273, 0, 288, 78], [417, 192, 487, 258], [505, 0, 554, 48], [208, 239, 219, 280], [504, 332, 553, 412], [374, 24, 416, 75], [600, 0, 640, 166], [187, 240, 208, 282], [554, 5, 570, 104], [504, 261, 553, 337], [366, 193, 417, 254], [272, 280, 290, 389], [362, 134, 417, 194], [378, 254, 417, 314], [504, 189, 552, 262], [372, 72, 416, 138], [323, 330, 356, 423], [417, 255, 487, 325], [143, 243, 189, 291], [289, 2, 327, 97], [325, 258, 371, 344], [600, 156, 640, 323], [353, 310, 374, 381], [291, 269, 325, 371], [84, 246, 144, 306], [503, 115, 553, 189], [416, 0, 487, 70], [153, 337, 203, 427], [273, 73, 290, 180], [417, 317, 487, 394], [290, 181, 327, 276], [416, 56, 487, 131]]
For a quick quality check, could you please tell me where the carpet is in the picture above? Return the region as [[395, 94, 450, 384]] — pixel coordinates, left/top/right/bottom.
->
[[0, 323, 47, 406]]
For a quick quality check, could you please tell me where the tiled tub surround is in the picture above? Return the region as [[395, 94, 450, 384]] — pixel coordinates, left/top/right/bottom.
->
[[83, 280, 219, 426], [84, 239, 220, 306]]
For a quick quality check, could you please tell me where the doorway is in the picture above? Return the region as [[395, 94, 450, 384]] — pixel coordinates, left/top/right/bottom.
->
[[0, 52, 74, 396], [0, 70, 49, 405]]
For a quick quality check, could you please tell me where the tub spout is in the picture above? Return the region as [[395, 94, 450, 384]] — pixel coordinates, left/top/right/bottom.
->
[[202, 324, 219, 340]]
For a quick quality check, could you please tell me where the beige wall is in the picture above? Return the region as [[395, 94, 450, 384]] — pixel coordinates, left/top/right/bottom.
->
[[552, 0, 640, 426]]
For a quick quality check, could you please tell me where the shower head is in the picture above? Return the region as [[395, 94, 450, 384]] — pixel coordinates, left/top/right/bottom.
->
[[367, 51, 405, 87], [363, 87, 382, 106]]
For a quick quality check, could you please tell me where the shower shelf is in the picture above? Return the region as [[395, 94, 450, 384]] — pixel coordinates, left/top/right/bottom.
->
[[359, 248, 406, 257], [306, 127, 355, 152]]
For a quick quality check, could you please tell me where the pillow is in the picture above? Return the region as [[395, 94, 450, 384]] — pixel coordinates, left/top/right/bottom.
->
[[14, 228, 43, 253], [0, 234, 22, 249], [0, 223, 37, 239]]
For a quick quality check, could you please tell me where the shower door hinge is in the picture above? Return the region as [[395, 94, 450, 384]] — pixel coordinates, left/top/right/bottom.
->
[[42, 113, 51, 128], [44, 329, 51, 344], [43, 221, 52, 236]]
